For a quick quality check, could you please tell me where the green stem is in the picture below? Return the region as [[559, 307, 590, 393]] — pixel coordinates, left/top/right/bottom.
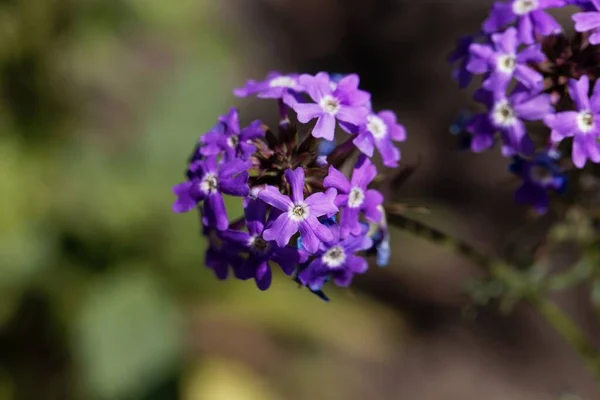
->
[[384, 205, 600, 383]]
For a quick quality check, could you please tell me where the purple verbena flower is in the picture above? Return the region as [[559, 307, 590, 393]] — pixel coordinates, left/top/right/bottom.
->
[[543, 75, 600, 168], [204, 228, 245, 280], [201, 108, 264, 161], [324, 156, 383, 237], [172, 155, 251, 230], [509, 152, 566, 213], [257, 167, 338, 253], [482, 0, 566, 44], [221, 198, 299, 290], [467, 85, 553, 156], [292, 72, 370, 140], [353, 110, 407, 167], [573, 0, 600, 44], [297, 225, 372, 290], [467, 27, 545, 93], [234, 72, 302, 99]]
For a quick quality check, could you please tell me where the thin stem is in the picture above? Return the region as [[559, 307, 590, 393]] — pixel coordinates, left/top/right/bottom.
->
[[384, 204, 600, 383]]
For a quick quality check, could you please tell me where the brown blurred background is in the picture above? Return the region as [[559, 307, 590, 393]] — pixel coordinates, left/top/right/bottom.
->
[[0, 0, 598, 399]]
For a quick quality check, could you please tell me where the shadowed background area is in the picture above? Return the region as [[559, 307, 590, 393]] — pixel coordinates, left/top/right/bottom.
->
[[0, 0, 598, 399]]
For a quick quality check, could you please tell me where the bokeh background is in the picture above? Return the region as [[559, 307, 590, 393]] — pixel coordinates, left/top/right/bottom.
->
[[1, 0, 599, 399]]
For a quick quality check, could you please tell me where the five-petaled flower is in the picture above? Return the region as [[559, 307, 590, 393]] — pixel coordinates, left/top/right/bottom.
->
[[353, 110, 407, 167]]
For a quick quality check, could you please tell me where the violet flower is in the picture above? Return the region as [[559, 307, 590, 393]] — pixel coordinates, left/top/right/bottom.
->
[[297, 225, 372, 291], [353, 110, 407, 167], [467, 85, 553, 156], [543, 75, 600, 168], [572, 0, 600, 44], [221, 198, 299, 290], [172, 155, 250, 230], [292, 72, 370, 140], [204, 228, 245, 280], [467, 27, 544, 93], [509, 152, 566, 213], [324, 156, 383, 238], [258, 168, 338, 253], [234, 72, 302, 99], [482, 0, 565, 44]]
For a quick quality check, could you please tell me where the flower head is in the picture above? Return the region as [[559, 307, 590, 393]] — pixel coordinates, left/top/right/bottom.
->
[[482, 0, 566, 44], [324, 156, 383, 237], [292, 72, 370, 140], [467, 27, 545, 93], [353, 110, 407, 167], [258, 167, 338, 253], [544, 75, 600, 168]]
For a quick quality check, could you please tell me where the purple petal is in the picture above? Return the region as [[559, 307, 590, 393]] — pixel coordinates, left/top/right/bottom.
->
[[572, 136, 588, 168], [353, 131, 375, 157], [516, 45, 546, 63], [285, 168, 306, 204], [351, 156, 377, 188], [572, 12, 600, 32], [202, 193, 229, 231], [378, 111, 406, 141], [591, 79, 600, 112], [375, 138, 401, 167], [568, 76, 591, 111], [299, 72, 331, 103], [304, 188, 339, 217], [262, 213, 299, 248], [299, 217, 333, 253], [337, 105, 369, 126], [345, 255, 369, 274], [586, 134, 600, 163], [295, 103, 324, 123], [272, 246, 299, 276], [518, 14, 534, 44], [312, 114, 337, 140], [324, 166, 351, 193], [482, 2, 516, 33], [257, 185, 293, 211], [255, 261, 272, 290], [513, 65, 543, 89], [244, 198, 268, 235], [172, 182, 196, 213], [340, 207, 361, 238], [530, 10, 562, 36], [491, 27, 517, 53], [513, 94, 553, 120], [219, 107, 240, 135], [544, 112, 578, 142], [363, 190, 383, 220], [219, 172, 249, 197], [332, 270, 355, 287]]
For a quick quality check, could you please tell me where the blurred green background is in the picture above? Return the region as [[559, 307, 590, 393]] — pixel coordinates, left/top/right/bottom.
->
[[0, 1, 598, 399]]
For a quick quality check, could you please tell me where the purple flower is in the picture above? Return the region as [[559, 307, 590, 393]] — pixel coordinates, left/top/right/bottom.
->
[[201, 108, 264, 161], [467, 27, 544, 93], [234, 72, 302, 99], [509, 152, 566, 213], [221, 198, 299, 290], [204, 228, 245, 281], [324, 156, 383, 237], [467, 85, 553, 156], [482, 0, 565, 44], [292, 72, 370, 140], [297, 225, 372, 290], [448, 35, 479, 89], [353, 110, 407, 167], [257, 167, 338, 253], [573, 0, 600, 44], [172, 156, 251, 230], [543, 75, 600, 168]]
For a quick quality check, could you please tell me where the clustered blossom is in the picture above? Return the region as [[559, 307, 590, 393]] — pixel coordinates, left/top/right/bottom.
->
[[447, 0, 600, 213], [172, 72, 405, 298]]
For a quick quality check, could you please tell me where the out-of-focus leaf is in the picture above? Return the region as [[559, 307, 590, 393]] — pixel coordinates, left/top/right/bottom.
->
[[73, 268, 182, 400], [591, 278, 600, 308], [183, 358, 277, 400]]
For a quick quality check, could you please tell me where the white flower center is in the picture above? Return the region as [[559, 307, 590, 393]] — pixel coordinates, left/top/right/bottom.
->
[[269, 76, 296, 88], [529, 165, 553, 185], [577, 111, 595, 133], [248, 235, 270, 254], [366, 115, 388, 139], [512, 0, 538, 15], [200, 173, 218, 194], [491, 100, 517, 127], [227, 135, 239, 148], [322, 246, 346, 268], [320, 95, 341, 115], [497, 54, 517, 74], [348, 187, 365, 208], [329, 81, 338, 91], [288, 203, 309, 222]]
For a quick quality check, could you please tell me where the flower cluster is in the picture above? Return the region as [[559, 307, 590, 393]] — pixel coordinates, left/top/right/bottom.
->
[[172, 72, 406, 298], [449, 0, 600, 213]]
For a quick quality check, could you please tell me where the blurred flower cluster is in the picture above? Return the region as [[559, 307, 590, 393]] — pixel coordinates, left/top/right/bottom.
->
[[448, 0, 600, 213], [172, 72, 406, 297]]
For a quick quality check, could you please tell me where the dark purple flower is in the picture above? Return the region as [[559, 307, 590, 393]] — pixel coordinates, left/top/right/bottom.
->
[[293, 72, 370, 140], [353, 110, 407, 167], [201, 108, 264, 161], [467, 27, 544, 92], [448, 35, 479, 89], [204, 228, 245, 281], [509, 152, 566, 213], [482, 0, 565, 44], [297, 225, 372, 290], [233, 72, 302, 99], [257, 168, 338, 253], [543, 75, 600, 168], [324, 156, 383, 238], [221, 198, 300, 290], [467, 85, 553, 156], [573, 0, 600, 44], [172, 155, 251, 230]]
